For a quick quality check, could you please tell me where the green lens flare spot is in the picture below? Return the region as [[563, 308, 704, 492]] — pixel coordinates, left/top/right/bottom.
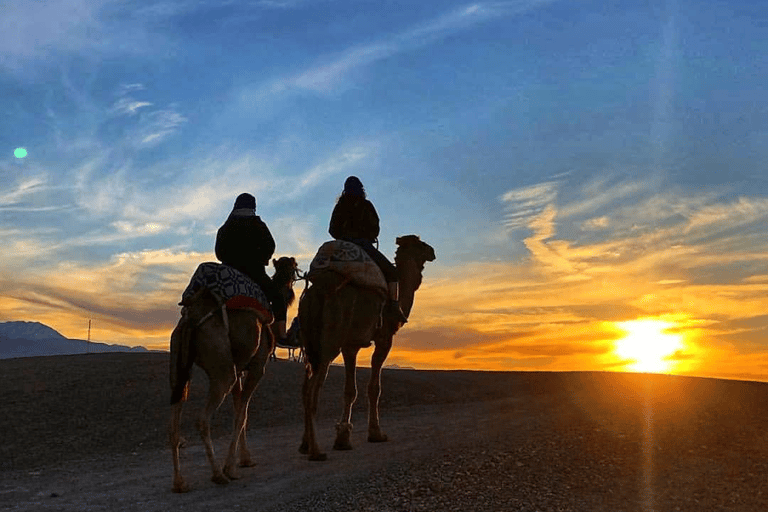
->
[[14, 148, 28, 159]]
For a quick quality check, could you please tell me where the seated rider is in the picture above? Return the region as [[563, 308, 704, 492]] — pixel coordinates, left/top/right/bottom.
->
[[215, 193, 288, 342], [329, 176, 408, 324]]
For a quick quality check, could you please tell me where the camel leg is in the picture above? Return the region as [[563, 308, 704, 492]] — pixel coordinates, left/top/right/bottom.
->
[[229, 376, 251, 468], [368, 337, 393, 443], [198, 368, 237, 485], [334, 347, 359, 451], [300, 360, 332, 461], [223, 369, 261, 479], [170, 401, 189, 493]]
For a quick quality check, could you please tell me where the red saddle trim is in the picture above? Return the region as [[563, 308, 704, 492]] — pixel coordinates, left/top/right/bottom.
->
[[225, 295, 273, 323]]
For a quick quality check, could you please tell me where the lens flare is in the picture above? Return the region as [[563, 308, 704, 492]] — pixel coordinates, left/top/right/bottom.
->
[[14, 147, 27, 159]]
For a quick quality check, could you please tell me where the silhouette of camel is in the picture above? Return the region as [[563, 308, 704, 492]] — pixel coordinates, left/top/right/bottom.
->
[[169, 257, 299, 492], [272, 317, 304, 362], [298, 235, 435, 460]]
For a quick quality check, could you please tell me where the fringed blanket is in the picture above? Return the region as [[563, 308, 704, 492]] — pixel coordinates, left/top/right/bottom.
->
[[307, 241, 387, 295], [181, 262, 273, 323]]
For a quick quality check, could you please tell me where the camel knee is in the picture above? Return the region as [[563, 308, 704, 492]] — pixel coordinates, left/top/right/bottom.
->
[[196, 417, 211, 439]]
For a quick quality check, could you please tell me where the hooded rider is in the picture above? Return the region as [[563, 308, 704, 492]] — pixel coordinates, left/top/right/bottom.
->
[[329, 176, 408, 324], [215, 193, 288, 341]]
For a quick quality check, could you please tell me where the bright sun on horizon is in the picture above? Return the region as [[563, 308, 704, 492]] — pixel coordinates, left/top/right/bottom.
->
[[614, 319, 683, 374]]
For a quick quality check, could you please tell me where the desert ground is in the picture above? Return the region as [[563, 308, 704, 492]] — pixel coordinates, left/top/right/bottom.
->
[[1, 352, 767, 511]]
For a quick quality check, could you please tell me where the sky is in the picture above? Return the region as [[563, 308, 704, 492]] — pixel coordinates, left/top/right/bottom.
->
[[1, 0, 767, 382]]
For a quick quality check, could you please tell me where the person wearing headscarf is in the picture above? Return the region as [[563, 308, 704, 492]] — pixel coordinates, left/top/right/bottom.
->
[[329, 176, 408, 323], [215, 193, 288, 340]]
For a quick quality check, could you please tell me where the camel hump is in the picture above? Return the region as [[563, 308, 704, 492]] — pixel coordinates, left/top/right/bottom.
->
[[307, 241, 387, 295], [181, 262, 274, 323]]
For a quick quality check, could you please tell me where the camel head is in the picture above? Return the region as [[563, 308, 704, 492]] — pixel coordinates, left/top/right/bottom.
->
[[273, 256, 298, 272], [395, 235, 436, 267], [394, 235, 435, 294], [272, 256, 300, 307], [272, 256, 299, 282]]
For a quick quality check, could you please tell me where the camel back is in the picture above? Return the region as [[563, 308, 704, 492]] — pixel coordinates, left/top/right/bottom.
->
[[181, 262, 273, 324], [306, 241, 387, 296]]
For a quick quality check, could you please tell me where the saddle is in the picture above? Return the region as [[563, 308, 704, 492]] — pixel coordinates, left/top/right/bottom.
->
[[180, 262, 273, 324], [306, 240, 387, 297]]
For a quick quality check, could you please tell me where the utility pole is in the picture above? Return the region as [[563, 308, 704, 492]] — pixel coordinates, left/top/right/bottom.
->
[[87, 319, 91, 355]]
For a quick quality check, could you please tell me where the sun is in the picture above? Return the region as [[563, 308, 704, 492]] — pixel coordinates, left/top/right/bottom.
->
[[614, 319, 683, 373]]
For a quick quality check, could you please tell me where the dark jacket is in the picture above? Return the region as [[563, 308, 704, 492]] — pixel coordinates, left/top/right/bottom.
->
[[215, 213, 275, 277], [328, 195, 380, 242]]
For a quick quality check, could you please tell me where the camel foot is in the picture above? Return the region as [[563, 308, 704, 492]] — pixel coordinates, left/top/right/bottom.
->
[[223, 464, 240, 481], [299, 441, 309, 454], [308, 452, 328, 462], [334, 422, 353, 451], [368, 432, 389, 443], [239, 458, 257, 468], [333, 439, 353, 450], [172, 479, 190, 494], [211, 473, 230, 486]]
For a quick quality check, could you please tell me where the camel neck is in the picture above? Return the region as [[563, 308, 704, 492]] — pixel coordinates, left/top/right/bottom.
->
[[397, 260, 420, 318]]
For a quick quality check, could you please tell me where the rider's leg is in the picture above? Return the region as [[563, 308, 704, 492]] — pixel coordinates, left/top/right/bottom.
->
[[386, 281, 408, 324]]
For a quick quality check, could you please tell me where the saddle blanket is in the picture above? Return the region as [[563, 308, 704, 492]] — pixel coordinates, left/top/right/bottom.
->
[[308, 241, 387, 294], [181, 262, 273, 323]]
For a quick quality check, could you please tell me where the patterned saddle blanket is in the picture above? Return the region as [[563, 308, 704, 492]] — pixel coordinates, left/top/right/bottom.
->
[[307, 241, 387, 295], [181, 262, 273, 323]]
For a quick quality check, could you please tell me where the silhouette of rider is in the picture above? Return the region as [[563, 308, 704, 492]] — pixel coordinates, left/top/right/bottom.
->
[[215, 193, 288, 341], [329, 176, 408, 323]]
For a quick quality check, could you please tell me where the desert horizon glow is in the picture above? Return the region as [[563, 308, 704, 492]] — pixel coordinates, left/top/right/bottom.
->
[[614, 319, 683, 374], [1, 0, 767, 383]]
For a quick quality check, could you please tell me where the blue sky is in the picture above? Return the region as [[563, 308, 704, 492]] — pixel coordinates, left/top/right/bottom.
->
[[2, 0, 768, 380]]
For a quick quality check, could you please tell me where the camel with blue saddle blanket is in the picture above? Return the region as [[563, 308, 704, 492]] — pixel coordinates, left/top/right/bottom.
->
[[168, 257, 299, 493]]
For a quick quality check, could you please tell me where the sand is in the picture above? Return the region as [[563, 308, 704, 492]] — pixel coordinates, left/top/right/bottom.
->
[[1, 352, 767, 511]]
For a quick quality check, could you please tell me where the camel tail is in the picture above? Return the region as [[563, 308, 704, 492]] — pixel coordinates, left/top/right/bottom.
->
[[169, 315, 195, 405], [298, 289, 323, 373]]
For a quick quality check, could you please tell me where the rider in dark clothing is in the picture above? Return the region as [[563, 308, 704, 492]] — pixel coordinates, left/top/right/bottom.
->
[[329, 176, 408, 323], [215, 193, 287, 340]]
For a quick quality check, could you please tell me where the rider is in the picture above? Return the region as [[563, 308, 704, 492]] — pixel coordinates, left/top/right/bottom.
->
[[215, 192, 288, 341], [329, 176, 408, 324]]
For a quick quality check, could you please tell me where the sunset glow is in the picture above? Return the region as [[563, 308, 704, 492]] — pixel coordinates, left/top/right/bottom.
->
[[2, 0, 768, 383], [614, 319, 683, 374]]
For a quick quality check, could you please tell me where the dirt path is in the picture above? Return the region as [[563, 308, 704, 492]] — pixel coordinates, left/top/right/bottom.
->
[[1, 399, 518, 512], [3, 355, 768, 511]]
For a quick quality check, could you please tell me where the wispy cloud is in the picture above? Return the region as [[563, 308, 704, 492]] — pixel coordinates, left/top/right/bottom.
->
[[500, 180, 559, 230], [0, 0, 104, 65], [112, 98, 153, 116], [134, 109, 188, 147], [0, 176, 48, 205], [244, 1, 551, 102]]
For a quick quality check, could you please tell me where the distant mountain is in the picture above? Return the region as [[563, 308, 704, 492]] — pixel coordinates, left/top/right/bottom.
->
[[0, 321, 157, 359], [0, 321, 67, 340]]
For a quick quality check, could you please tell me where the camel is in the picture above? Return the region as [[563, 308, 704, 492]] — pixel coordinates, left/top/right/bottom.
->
[[298, 235, 435, 461], [169, 257, 299, 493], [271, 317, 304, 362]]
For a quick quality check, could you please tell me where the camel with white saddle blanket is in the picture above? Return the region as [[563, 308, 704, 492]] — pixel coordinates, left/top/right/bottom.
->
[[298, 235, 435, 461]]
